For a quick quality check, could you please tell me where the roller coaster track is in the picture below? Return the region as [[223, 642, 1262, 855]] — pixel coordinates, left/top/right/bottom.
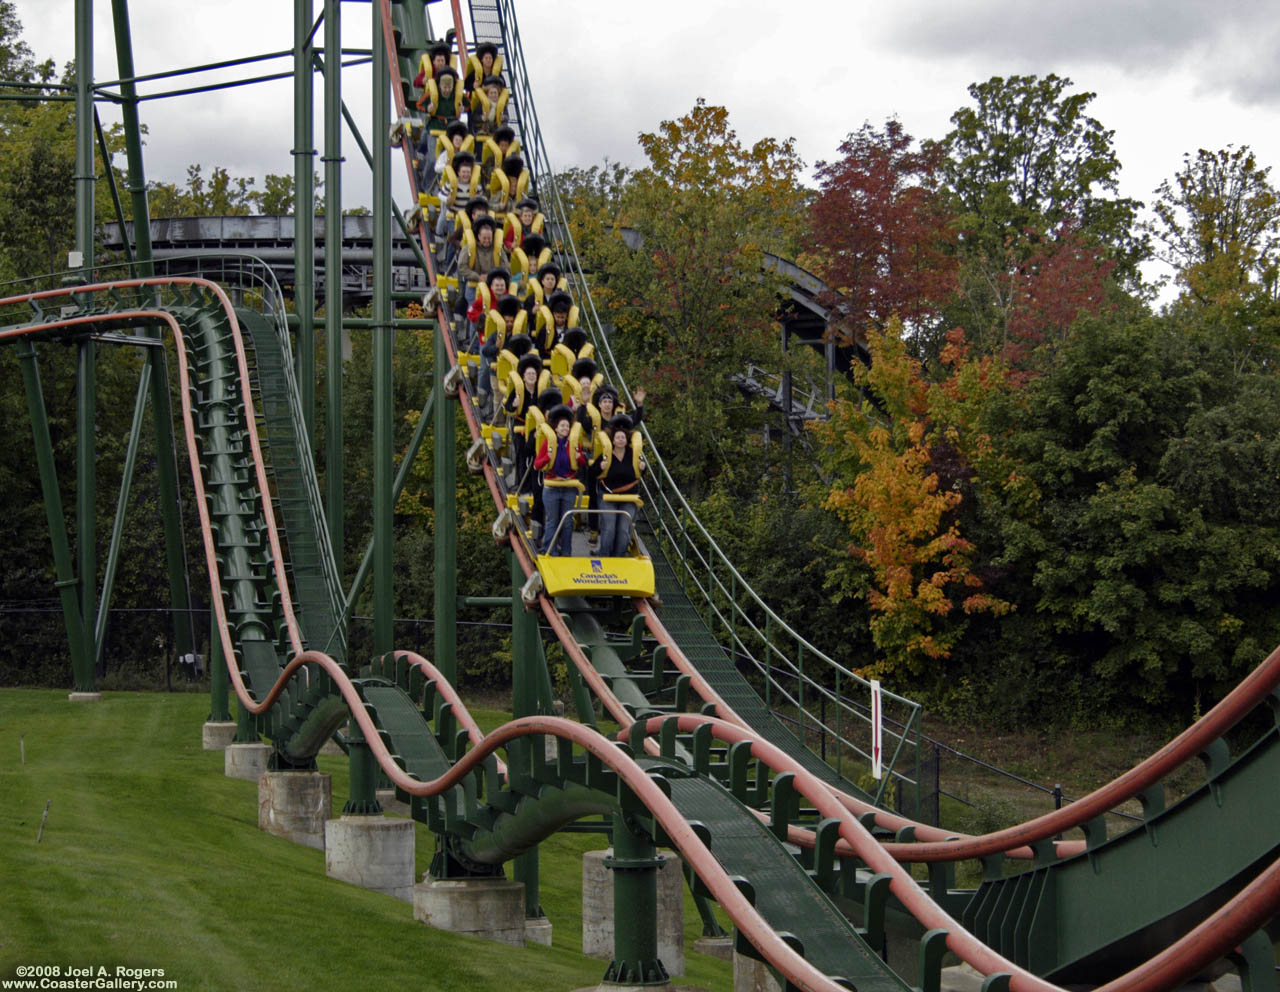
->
[[4, 1, 1280, 988]]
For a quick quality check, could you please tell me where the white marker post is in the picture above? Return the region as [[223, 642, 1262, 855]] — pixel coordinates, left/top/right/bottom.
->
[[871, 679, 883, 780]]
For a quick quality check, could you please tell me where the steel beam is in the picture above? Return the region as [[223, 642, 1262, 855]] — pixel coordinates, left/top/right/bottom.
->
[[511, 552, 542, 918], [371, 0, 393, 652], [433, 328, 457, 685], [294, 0, 316, 441], [111, 0, 196, 662], [17, 342, 90, 686], [322, 0, 344, 575], [74, 0, 97, 687]]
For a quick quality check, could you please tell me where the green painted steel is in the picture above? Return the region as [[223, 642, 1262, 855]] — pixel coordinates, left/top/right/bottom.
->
[[511, 552, 543, 917], [294, 0, 316, 441], [638, 512, 875, 802], [238, 309, 346, 663], [208, 615, 231, 723], [17, 340, 90, 682], [958, 719, 1280, 983], [564, 605, 656, 717], [95, 361, 151, 664], [433, 329, 457, 685], [371, 1, 393, 653], [111, 0, 197, 665], [322, 0, 344, 588], [660, 771, 909, 990], [74, 339, 96, 690], [343, 699, 382, 815], [604, 811, 669, 987], [74, 0, 96, 688]]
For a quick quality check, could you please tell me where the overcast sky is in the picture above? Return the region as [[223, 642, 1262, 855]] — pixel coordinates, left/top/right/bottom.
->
[[19, 1, 1280, 285]]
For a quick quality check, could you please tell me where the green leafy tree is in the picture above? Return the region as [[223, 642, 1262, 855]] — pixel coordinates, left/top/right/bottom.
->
[[1145, 145, 1280, 367], [583, 100, 807, 496], [938, 74, 1143, 357]]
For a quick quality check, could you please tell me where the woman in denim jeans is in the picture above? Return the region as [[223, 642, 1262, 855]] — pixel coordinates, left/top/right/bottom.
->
[[533, 404, 585, 556]]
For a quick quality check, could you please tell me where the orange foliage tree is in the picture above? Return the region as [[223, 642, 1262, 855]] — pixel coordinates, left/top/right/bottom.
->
[[813, 320, 1016, 678]]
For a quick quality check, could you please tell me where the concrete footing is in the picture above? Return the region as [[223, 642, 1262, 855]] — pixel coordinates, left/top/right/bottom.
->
[[324, 815, 415, 901], [583, 848, 685, 977], [258, 771, 331, 850], [202, 721, 237, 751], [67, 692, 102, 702], [225, 742, 271, 781], [733, 951, 781, 992], [413, 876, 526, 947], [694, 936, 733, 961], [524, 915, 553, 947]]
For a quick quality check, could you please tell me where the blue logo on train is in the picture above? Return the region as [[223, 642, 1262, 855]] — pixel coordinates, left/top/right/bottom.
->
[[591, 559, 603, 572]]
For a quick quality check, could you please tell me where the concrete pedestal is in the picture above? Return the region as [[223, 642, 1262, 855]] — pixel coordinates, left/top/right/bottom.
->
[[67, 692, 102, 702], [258, 771, 331, 850], [414, 876, 526, 947], [694, 936, 733, 961], [524, 915, 553, 947], [375, 788, 411, 817], [583, 848, 685, 977], [733, 950, 781, 992], [324, 815, 415, 901], [202, 721, 237, 751], [225, 742, 271, 781]]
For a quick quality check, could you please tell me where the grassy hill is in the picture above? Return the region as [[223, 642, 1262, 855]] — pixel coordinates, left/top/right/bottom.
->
[[0, 689, 731, 991]]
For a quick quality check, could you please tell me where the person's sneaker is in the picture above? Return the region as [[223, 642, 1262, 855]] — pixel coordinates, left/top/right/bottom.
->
[[588, 530, 600, 550]]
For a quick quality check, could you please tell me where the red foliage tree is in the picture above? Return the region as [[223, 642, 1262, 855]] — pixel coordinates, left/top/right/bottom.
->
[[808, 120, 958, 343]]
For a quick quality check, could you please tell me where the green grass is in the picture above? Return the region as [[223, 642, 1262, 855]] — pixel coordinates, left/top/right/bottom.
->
[[0, 690, 730, 991]]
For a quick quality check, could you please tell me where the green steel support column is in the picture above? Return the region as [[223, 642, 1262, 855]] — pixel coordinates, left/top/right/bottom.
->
[[208, 618, 231, 723], [322, 0, 343, 568], [95, 362, 150, 661], [433, 327, 457, 685], [294, 0, 316, 441], [604, 811, 669, 986], [108, 0, 152, 277], [74, 0, 94, 272], [343, 700, 381, 814], [74, 0, 96, 688], [510, 551, 542, 918], [371, 0, 393, 652], [234, 687, 258, 744], [111, 0, 195, 661], [75, 340, 96, 687], [17, 341, 90, 684]]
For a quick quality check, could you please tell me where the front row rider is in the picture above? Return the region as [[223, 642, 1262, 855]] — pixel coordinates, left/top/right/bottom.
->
[[595, 415, 645, 558], [534, 404, 585, 557]]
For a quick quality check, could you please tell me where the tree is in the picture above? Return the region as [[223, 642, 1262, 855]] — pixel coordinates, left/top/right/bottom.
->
[[941, 74, 1142, 265], [807, 119, 957, 344], [584, 100, 807, 495], [996, 316, 1280, 713], [1145, 146, 1280, 367], [936, 74, 1139, 358], [1148, 146, 1280, 297], [145, 165, 321, 218], [812, 321, 1013, 680], [0, 1, 53, 84]]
